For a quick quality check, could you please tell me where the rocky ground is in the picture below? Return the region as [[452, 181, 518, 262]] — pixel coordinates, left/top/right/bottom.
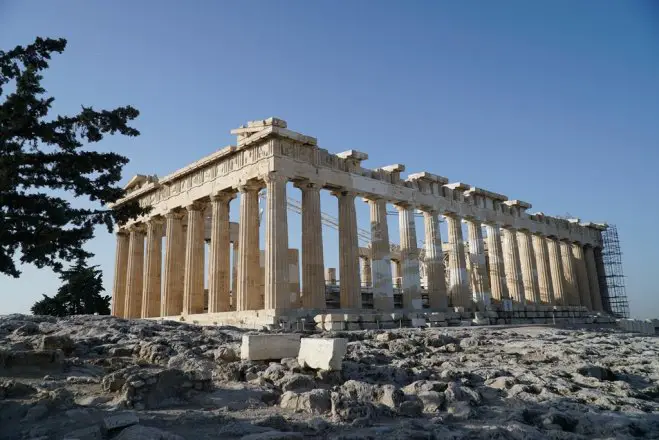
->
[[1, 315, 658, 440]]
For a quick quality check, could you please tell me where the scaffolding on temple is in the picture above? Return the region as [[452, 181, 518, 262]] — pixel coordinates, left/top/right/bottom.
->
[[600, 224, 630, 318]]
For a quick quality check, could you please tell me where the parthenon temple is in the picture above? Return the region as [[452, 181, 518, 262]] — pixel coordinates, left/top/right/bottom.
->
[[111, 118, 611, 329]]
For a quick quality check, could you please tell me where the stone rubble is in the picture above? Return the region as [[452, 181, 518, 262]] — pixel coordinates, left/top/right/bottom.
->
[[0, 314, 658, 439]]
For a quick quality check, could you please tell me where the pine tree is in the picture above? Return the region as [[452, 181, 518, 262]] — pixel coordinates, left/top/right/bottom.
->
[[0, 37, 148, 277], [31, 258, 110, 316]]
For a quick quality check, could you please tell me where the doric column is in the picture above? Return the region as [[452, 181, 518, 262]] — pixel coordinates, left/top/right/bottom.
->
[[484, 224, 508, 301], [423, 210, 448, 309], [141, 218, 163, 318], [231, 240, 239, 306], [111, 230, 129, 317], [296, 181, 325, 309], [124, 225, 145, 318], [397, 204, 423, 310], [593, 246, 609, 311], [502, 227, 524, 304], [360, 257, 372, 286], [162, 210, 185, 316], [466, 218, 491, 305], [264, 172, 290, 310], [560, 240, 580, 306], [183, 202, 206, 315], [367, 198, 394, 310], [391, 260, 401, 288], [546, 237, 567, 305], [584, 246, 604, 311], [531, 233, 554, 304], [325, 268, 336, 284], [237, 183, 261, 311], [208, 192, 234, 313], [445, 213, 470, 308], [571, 242, 592, 310], [517, 229, 541, 304], [335, 190, 360, 309]]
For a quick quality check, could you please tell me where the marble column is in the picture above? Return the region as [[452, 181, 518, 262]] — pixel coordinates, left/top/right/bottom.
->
[[141, 218, 163, 318], [517, 229, 541, 304], [208, 192, 234, 313], [237, 184, 261, 311], [112, 230, 129, 317], [397, 204, 423, 310], [560, 240, 580, 306], [325, 268, 336, 285], [391, 260, 402, 288], [336, 190, 360, 309], [368, 198, 394, 310], [124, 225, 145, 318], [546, 237, 567, 306], [502, 227, 524, 304], [484, 224, 508, 302], [297, 181, 325, 309], [360, 257, 372, 287], [466, 218, 491, 305], [571, 243, 593, 310], [531, 233, 554, 304], [162, 210, 185, 316], [423, 210, 448, 309], [584, 246, 604, 311], [231, 240, 239, 307], [183, 202, 206, 315], [264, 172, 290, 310], [445, 214, 470, 308]]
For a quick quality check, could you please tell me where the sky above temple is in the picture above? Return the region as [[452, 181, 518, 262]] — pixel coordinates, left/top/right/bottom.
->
[[1, 1, 658, 318]]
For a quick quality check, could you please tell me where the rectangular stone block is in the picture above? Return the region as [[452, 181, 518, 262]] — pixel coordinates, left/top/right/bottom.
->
[[240, 334, 301, 361], [426, 312, 446, 322], [410, 318, 426, 327], [323, 321, 344, 331], [298, 338, 348, 371]]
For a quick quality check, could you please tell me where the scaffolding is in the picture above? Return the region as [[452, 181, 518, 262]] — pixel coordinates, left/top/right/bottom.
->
[[600, 224, 630, 318]]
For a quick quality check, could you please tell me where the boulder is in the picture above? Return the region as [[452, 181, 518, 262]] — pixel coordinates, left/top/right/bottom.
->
[[297, 338, 347, 371]]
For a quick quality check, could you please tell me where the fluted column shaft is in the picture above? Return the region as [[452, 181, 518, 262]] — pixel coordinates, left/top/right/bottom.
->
[[517, 229, 541, 304], [297, 181, 325, 309], [237, 184, 261, 311], [585, 246, 604, 311], [560, 240, 580, 306], [466, 219, 491, 304], [397, 205, 422, 309], [446, 214, 470, 308], [183, 203, 206, 315], [162, 210, 185, 316], [125, 226, 145, 318], [546, 237, 567, 305], [571, 243, 592, 310], [112, 231, 130, 317], [368, 198, 394, 310], [141, 219, 163, 318], [207, 193, 233, 312], [531, 233, 554, 304], [360, 257, 372, 286], [484, 224, 508, 301], [502, 227, 524, 304], [336, 190, 360, 308], [593, 247, 609, 311], [423, 210, 448, 309], [264, 173, 290, 310]]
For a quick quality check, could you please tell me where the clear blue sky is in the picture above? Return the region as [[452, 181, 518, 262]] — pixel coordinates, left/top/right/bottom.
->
[[1, 1, 658, 318]]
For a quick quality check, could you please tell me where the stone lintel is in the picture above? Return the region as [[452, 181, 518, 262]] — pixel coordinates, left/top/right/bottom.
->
[[465, 186, 508, 201], [380, 164, 406, 173], [444, 182, 470, 191], [504, 199, 532, 210], [567, 218, 581, 224], [407, 171, 449, 184], [591, 222, 609, 231], [336, 150, 368, 162]]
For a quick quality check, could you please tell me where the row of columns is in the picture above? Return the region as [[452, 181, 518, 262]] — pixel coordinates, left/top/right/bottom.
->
[[113, 179, 607, 317]]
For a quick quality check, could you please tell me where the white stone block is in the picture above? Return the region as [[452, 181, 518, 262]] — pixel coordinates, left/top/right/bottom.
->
[[240, 334, 301, 361], [298, 338, 348, 371], [323, 321, 344, 331]]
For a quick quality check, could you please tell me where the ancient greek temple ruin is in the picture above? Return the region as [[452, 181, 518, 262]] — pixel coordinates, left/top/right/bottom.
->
[[111, 118, 612, 328]]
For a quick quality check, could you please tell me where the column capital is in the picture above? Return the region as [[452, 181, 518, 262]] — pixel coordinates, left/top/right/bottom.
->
[[394, 201, 416, 211], [185, 200, 207, 212], [211, 190, 237, 203], [262, 171, 288, 185], [330, 188, 357, 198], [237, 181, 263, 194], [147, 215, 165, 226], [116, 228, 129, 236], [293, 178, 324, 192], [442, 211, 461, 219], [128, 223, 147, 234], [165, 208, 186, 220], [501, 224, 517, 231]]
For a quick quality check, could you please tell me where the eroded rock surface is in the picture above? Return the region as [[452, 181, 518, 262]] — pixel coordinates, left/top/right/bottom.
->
[[0, 314, 657, 439]]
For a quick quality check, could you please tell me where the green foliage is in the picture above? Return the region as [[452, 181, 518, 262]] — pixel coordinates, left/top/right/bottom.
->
[[0, 37, 148, 277], [31, 258, 110, 316]]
